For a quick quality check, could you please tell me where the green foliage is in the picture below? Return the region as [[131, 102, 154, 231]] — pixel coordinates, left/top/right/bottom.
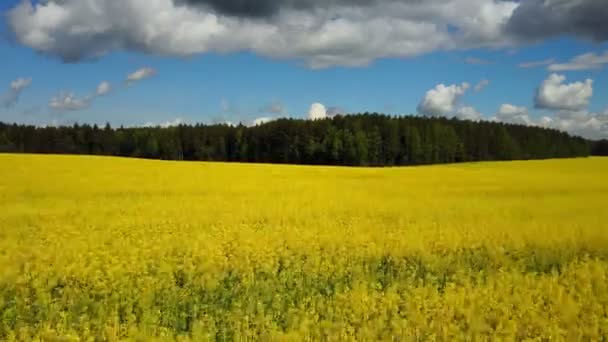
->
[[0, 114, 592, 167], [592, 139, 608, 156]]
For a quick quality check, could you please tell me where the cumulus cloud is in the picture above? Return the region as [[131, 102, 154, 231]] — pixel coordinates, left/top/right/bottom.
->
[[489, 102, 608, 140], [455, 106, 482, 121], [49, 80, 115, 112], [535, 73, 593, 111], [49, 92, 92, 111], [308, 102, 327, 120], [474, 79, 490, 92], [546, 110, 608, 140], [496, 104, 532, 125], [6, 0, 521, 68], [126, 68, 157, 84], [1, 78, 32, 108], [7, 0, 608, 68], [252, 117, 274, 126], [144, 117, 185, 128], [548, 51, 608, 71], [10, 78, 31, 92], [417, 82, 470, 117], [518, 58, 555, 68], [524, 73, 607, 139], [96, 81, 111, 96], [538, 116, 554, 127]]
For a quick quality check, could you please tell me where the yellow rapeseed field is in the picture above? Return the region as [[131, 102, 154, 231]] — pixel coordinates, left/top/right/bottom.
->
[[1, 154, 607, 341]]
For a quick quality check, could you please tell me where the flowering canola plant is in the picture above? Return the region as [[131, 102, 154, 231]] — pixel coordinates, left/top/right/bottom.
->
[[1, 154, 607, 340]]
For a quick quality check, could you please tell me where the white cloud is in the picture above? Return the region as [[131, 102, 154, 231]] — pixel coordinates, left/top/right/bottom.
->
[[6, 0, 607, 70], [126, 68, 157, 84], [96, 81, 111, 96], [474, 79, 490, 92], [308, 102, 327, 120], [2, 77, 32, 108], [548, 51, 608, 71], [455, 106, 482, 121], [49, 79, 116, 112], [144, 117, 185, 128], [252, 117, 274, 126], [535, 74, 593, 111], [6, 0, 521, 68], [538, 116, 554, 127], [518, 58, 555, 68], [496, 104, 532, 125], [11, 78, 32, 92], [161, 118, 184, 127], [490, 104, 608, 140], [49, 92, 92, 111], [546, 111, 608, 140], [417, 82, 470, 117], [526, 73, 605, 138]]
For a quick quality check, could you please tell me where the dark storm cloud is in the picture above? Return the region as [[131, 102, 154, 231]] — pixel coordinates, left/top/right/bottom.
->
[[506, 0, 608, 42]]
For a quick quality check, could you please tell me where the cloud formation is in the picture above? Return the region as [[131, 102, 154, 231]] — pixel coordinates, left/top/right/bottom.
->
[[518, 58, 555, 68], [126, 68, 157, 84], [417, 82, 470, 117], [535, 74, 593, 111], [491, 104, 607, 140], [144, 117, 185, 128], [413, 73, 606, 139], [1, 78, 32, 108], [505, 0, 608, 42], [49, 92, 92, 111], [496, 104, 532, 125], [49, 81, 112, 112], [96, 81, 111, 96], [548, 51, 608, 71], [308, 103, 327, 120], [7, 0, 608, 68], [500, 73, 606, 139], [547, 110, 608, 140], [474, 79, 490, 92], [455, 106, 482, 121], [252, 117, 274, 126], [4, 0, 520, 68]]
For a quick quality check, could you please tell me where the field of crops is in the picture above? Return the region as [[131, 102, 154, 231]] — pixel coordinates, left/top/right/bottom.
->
[[1, 154, 607, 340]]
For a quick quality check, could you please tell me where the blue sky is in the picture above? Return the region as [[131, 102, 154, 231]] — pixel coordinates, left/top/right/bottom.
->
[[1, 0, 607, 138]]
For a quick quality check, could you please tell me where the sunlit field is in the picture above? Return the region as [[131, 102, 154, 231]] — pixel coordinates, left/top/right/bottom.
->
[[1, 154, 607, 340]]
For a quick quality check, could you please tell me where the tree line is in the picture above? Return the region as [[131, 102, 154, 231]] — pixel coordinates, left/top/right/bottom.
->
[[0, 114, 594, 166], [591, 140, 608, 156]]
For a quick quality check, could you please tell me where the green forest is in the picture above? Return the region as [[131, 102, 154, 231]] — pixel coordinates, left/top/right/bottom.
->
[[0, 114, 604, 166]]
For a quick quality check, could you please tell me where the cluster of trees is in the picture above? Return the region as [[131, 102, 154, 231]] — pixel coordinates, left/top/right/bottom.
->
[[592, 140, 608, 156], [0, 114, 593, 166]]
